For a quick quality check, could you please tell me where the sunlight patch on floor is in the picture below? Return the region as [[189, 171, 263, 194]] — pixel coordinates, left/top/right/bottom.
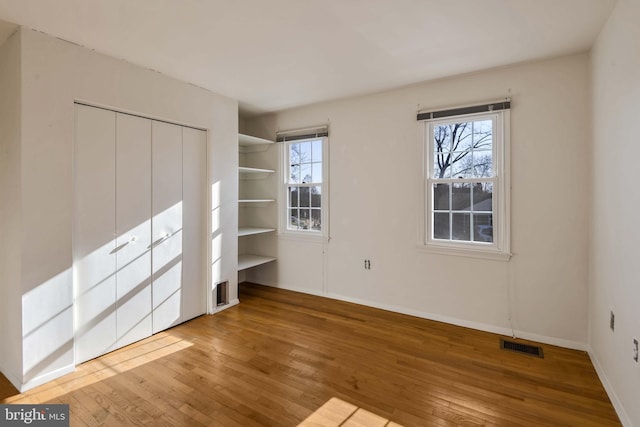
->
[[299, 397, 403, 427]]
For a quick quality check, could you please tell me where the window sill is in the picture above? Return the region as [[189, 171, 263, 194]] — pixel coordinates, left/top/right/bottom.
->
[[417, 243, 512, 261], [278, 231, 329, 244]]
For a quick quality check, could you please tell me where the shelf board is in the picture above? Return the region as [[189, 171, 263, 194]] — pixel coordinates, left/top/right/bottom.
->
[[238, 254, 276, 271], [238, 166, 275, 175], [239, 134, 274, 146], [238, 227, 276, 237], [239, 199, 275, 204]]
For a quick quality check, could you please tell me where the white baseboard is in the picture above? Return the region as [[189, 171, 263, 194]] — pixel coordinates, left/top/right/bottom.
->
[[244, 281, 588, 351], [20, 364, 75, 392], [211, 298, 239, 314], [588, 349, 632, 427], [248, 280, 327, 298], [0, 366, 23, 393]]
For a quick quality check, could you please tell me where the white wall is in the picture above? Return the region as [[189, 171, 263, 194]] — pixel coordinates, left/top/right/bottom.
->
[[5, 27, 238, 391], [245, 53, 591, 349], [0, 29, 23, 388], [590, 0, 640, 424]]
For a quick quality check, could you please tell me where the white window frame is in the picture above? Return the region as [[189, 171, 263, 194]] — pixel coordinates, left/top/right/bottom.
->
[[279, 136, 329, 241], [420, 109, 511, 261]]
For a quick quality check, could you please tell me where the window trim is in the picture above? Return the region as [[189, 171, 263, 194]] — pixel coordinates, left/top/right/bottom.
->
[[419, 109, 511, 261], [279, 136, 329, 240]]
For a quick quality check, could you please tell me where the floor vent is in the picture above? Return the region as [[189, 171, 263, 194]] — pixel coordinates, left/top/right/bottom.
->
[[500, 339, 544, 358]]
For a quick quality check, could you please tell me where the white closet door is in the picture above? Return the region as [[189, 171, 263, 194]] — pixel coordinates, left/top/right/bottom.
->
[[115, 113, 153, 348], [182, 127, 207, 321], [74, 104, 117, 363], [151, 121, 183, 333]]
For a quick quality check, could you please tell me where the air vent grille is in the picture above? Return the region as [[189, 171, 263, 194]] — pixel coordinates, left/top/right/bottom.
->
[[500, 339, 544, 358]]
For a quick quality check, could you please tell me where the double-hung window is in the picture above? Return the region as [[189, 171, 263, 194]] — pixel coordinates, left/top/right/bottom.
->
[[420, 101, 511, 260], [278, 128, 328, 238]]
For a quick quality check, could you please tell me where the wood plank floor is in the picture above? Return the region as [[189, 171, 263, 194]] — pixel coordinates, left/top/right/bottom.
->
[[0, 283, 620, 426]]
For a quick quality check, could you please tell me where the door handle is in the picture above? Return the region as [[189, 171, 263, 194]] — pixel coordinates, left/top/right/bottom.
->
[[149, 232, 171, 249]]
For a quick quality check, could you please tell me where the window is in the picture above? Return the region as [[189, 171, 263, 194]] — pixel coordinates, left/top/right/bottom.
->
[[421, 103, 510, 259], [281, 135, 328, 237]]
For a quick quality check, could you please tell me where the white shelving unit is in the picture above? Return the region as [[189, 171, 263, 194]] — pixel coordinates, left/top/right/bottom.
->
[[238, 227, 276, 237], [238, 254, 277, 271], [238, 133, 277, 272]]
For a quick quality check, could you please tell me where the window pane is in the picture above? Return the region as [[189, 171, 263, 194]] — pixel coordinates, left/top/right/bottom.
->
[[473, 213, 493, 243], [311, 186, 321, 207], [290, 165, 300, 183], [433, 183, 450, 210], [300, 164, 312, 183], [312, 139, 322, 162], [290, 143, 301, 165], [289, 209, 299, 229], [433, 154, 451, 179], [311, 209, 321, 231], [300, 141, 312, 164], [452, 213, 470, 241], [289, 187, 299, 208], [300, 187, 310, 207], [472, 183, 492, 212], [312, 162, 322, 183], [450, 152, 473, 179], [300, 209, 310, 230], [452, 122, 473, 152], [474, 120, 493, 150], [452, 183, 471, 211], [473, 150, 492, 178], [433, 212, 450, 240], [434, 125, 452, 153]]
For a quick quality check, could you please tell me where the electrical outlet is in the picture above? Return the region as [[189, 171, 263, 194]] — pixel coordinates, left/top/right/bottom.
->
[[610, 311, 615, 331], [364, 259, 371, 270], [633, 338, 638, 363]]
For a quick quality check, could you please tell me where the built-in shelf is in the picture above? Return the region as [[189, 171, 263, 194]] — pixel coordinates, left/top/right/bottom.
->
[[238, 254, 277, 271], [239, 134, 275, 153], [239, 166, 275, 180], [239, 166, 275, 174], [238, 227, 276, 237], [238, 132, 277, 274], [239, 199, 275, 204]]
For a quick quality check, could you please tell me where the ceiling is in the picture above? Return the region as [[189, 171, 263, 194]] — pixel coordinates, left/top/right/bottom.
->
[[0, 0, 616, 115]]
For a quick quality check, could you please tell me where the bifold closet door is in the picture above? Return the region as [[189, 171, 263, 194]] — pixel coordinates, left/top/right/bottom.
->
[[115, 113, 153, 348], [74, 105, 117, 364], [182, 127, 207, 320], [151, 121, 183, 333]]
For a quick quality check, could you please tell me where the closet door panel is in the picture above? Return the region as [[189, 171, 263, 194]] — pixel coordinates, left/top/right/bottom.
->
[[115, 113, 153, 348], [151, 121, 183, 333], [73, 104, 117, 363], [182, 127, 207, 320]]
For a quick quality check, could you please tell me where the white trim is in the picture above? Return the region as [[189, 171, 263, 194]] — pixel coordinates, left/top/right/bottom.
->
[[325, 291, 587, 351], [422, 110, 511, 259], [588, 349, 633, 426], [251, 280, 327, 298], [20, 364, 75, 392], [211, 298, 240, 314], [249, 279, 588, 351], [0, 366, 24, 393], [416, 243, 512, 261], [277, 232, 328, 244], [280, 136, 329, 239]]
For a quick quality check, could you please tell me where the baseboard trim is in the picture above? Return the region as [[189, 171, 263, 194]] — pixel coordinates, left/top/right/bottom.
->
[[20, 364, 75, 392], [211, 298, 240, 314], [588, 349, 632, 426], [246, 281, 588, 351], [249, 280, 326, 298], [0, 366, 23, 393]]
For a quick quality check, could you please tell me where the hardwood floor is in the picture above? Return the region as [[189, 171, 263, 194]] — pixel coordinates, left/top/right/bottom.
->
[[0, 283, 620, 426]]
